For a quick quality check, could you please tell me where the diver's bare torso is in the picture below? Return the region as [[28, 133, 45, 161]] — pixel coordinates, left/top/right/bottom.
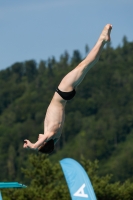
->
[[44, 92, 67, 140]]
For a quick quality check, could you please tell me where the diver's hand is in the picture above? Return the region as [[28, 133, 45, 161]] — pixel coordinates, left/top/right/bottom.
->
[[23, 139, 34, 149]]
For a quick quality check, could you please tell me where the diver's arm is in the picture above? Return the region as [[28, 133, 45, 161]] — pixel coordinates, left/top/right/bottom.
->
[[23, 132, 54, 150]]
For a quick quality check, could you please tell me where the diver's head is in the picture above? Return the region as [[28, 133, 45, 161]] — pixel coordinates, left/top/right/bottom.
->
[[38, 139, 54, 154]]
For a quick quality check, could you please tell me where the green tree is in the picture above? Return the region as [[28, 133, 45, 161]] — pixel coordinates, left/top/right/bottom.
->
[[2, 155, 133, 200]]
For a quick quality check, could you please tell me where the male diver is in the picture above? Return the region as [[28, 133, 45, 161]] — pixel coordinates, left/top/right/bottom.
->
[[23, 24, 112, 154]]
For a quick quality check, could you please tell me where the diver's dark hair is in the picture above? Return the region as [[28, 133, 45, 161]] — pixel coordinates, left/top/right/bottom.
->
[[38, 139, 54, 154]]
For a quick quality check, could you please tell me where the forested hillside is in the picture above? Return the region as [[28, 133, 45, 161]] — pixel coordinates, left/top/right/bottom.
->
[[0, 36, 133, 185]]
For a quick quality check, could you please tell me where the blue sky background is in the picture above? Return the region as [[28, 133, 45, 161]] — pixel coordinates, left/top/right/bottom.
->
[[0, 0, 133, 70]]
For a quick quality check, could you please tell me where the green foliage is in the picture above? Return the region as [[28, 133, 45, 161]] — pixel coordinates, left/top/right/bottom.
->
[[2, 154, 70, 200], [2, 155, 133, 200], [0, 39, 133, 187]]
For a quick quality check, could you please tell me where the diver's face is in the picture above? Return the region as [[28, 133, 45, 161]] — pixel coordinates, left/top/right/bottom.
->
[[38, 139, 54, 154]]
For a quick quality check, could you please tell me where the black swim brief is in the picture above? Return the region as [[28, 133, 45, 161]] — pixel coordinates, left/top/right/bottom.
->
[[56, 88, 76, 101]]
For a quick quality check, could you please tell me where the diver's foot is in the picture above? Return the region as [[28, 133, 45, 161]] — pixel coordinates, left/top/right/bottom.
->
[[99, 24, 112, 44]]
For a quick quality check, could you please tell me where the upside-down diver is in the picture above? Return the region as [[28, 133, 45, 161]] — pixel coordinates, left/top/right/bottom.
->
[[23, 24, 112, 154]]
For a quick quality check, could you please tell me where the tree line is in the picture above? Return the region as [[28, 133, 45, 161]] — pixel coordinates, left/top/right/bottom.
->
[[0, 36, 133, 197], [2, 154, 133, 200]]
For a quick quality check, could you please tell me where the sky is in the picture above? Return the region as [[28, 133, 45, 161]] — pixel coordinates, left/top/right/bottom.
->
[[0, 0, 133, 70]]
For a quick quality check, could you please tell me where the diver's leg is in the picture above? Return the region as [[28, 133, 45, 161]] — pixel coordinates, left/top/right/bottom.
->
[[58, 24, 112, 91]]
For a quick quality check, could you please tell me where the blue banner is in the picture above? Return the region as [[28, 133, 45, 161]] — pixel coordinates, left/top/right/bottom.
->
[[0, 192, 2, 200], [60, 158, 97, 200]]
